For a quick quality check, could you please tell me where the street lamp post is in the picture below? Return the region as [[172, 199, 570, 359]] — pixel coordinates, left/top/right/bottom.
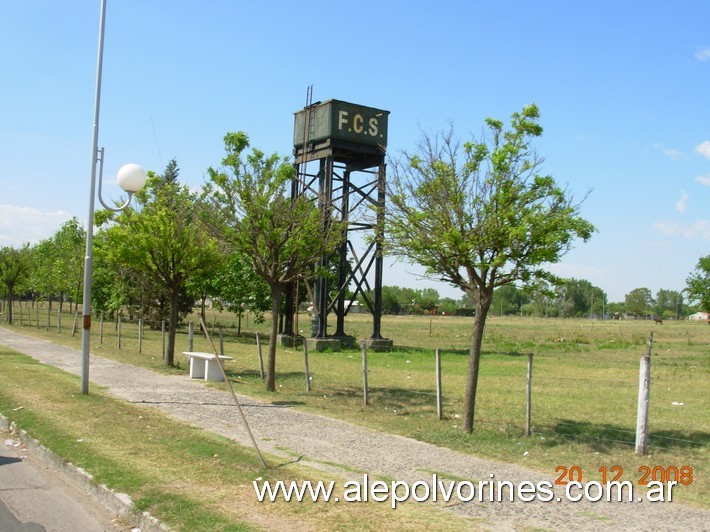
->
[[81, 0, 146, 394]]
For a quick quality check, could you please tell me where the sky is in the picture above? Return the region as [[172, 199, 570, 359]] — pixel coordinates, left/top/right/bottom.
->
[[1, 0, 708, 304]]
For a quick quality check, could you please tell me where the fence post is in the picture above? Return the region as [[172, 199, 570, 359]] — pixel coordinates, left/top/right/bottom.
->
[[161, 320, 166, 360], [525, 353, 533, 437], [138, 317, 143, 353], [99, 312, 104, 344], [435, 348, 443, 420], [362, 341, 369, 406], [303, 341, 311, 392], [46, 306, 50, 331], [57, 309, 61, 335], [256, 332, 265, 380], [635, 332, 653, 455], [71, 311, 78, 337], [117, 315, 122, 350], [219, 328, 224, 357], [188, 321, 194, 352]]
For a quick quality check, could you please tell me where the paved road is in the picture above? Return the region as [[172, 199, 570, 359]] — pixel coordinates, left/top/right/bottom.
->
[[0, 431, 127, 532]]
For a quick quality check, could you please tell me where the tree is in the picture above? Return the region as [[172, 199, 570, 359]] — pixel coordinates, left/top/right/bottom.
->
[[204, 132, 343, 391], [556, 278, 606, 317], [386, 105, 594, 432], [492, 285, 529, 316], [104, 159, 219, 366], [654, 289, 683, 319], [205, 251, 271, 335], [685, 255, 710, 313], [625, 287, 653, 317], [51, 218, 85, 311], [0, 244, 32, 324]]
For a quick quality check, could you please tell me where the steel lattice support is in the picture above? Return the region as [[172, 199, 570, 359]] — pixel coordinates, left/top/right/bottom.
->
[[282, 151, 387, 344]]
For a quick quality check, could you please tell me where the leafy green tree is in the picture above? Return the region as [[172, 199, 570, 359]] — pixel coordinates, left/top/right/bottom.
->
[[0, 244, 32, 324], [492, 285, 529, 316], [206, 251, 271, 335], [386, 105, 595, 432], [439, 297, 458, 315], [556, 278, 606, 317], [28, 238, 58, 307], [51, 218, 85, 312], [204, 132, 343, 391], [378, 286, 402, 314], [414, 287, 440, 312], [104, 159, 219, 366], [654, 289, 683, 319], [26, 219, 85, 311], [625, 287, 653, 317], [685, 255, 710, 313]]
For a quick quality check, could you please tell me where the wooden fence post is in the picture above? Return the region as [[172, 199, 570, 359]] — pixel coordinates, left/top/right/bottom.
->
[[635, 332, 653, 455], [256, 332, 265, 380], [71, 311, 78, 337], [117, 315, 122, 349], [138, 317, 143, 353], [525, 353, 533, 437], [303, 341, 311, 392], [362, 341, 369, 406], [435, 348, 443, 420], [161, 320, 166, 360], [99, 312, 104, 344], [57, 309, 61, 335], [188, 321, 194, 352]]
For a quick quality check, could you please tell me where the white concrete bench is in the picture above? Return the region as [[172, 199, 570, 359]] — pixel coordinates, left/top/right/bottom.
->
[[183, 352, 233, 382]]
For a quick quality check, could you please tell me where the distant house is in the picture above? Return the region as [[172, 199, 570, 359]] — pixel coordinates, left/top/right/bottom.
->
[[688, 311, 710, 321]]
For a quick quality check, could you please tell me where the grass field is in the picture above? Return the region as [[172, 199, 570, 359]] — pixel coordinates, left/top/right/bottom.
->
[[1, 306, 708, 510]]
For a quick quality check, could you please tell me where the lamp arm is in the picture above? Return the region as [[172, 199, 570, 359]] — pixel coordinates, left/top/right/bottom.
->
[[96, 147, 134, 212]]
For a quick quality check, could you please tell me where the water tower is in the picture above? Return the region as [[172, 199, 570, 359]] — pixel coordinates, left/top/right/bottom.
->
[[280, 94, 393, 351]]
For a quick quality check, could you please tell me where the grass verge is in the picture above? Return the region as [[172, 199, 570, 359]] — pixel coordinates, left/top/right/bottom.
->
[[0, 345, 472, 531]]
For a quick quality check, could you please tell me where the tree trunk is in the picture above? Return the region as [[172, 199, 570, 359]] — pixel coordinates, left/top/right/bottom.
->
[[166, 287, 179, 366], [266, 284, 283, 392], [462, 288, 494, 433], [6, 288, 14, 324]]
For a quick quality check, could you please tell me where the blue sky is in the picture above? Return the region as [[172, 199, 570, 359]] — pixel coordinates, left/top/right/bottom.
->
[[1, 1, 708, 303]]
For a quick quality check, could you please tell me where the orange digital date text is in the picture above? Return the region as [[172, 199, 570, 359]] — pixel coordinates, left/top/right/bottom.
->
[[554, 465, 694, 486]]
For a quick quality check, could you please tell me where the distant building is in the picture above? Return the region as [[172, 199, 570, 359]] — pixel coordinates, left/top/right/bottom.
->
[[688, 311, 710, 321]]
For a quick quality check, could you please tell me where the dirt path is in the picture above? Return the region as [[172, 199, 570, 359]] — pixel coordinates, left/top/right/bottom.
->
[[0, 328, 706, 530]]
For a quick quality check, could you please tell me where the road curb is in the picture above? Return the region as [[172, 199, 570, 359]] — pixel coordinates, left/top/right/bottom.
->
[[0, 414, 170, 532]]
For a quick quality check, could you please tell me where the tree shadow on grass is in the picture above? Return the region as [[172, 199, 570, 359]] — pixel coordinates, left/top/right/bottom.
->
[[543, 419, 709, 452], [329, 385, 437, 414]]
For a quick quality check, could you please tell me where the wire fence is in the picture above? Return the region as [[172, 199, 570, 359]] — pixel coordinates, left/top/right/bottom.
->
[[2, 299, 707, 452]]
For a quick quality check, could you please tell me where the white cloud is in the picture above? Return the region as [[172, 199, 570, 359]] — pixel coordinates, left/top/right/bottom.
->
[[675, 190, 689, 213], [695, 49, 710, 61], [652, 143, 682, 160], [653, 220, 710, 240], [696, 174, 710, 186], [0, 205, 73, 247], [696, 140, 710, 159]]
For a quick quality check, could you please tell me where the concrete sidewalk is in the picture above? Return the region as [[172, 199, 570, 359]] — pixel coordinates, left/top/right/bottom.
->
[[0, 327, 707, 531]]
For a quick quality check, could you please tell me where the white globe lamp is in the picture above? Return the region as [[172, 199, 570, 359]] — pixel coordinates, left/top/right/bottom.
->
[[116, 163, 147, 194]]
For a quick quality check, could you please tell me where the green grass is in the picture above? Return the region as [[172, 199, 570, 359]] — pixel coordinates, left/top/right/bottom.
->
[[0, 345, 469, 531], [2, 307, 708, 508]]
